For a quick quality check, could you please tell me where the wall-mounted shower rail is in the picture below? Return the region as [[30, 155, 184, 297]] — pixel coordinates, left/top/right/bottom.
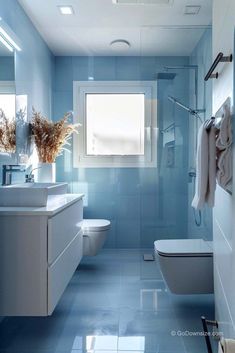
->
[[204, 52, 233, 81]]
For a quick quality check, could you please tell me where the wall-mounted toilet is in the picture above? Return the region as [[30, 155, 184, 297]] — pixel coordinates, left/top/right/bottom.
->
[[154, 239, 213, 294], [82, 219, 111, 256]]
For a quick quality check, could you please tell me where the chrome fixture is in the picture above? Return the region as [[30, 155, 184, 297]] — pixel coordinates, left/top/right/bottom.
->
[[205, 52, 233, 81], [2, 165, 26, 186], [25, 167, 41, 183], [168, 96, 204, 123], [164, 65, 200, 111]]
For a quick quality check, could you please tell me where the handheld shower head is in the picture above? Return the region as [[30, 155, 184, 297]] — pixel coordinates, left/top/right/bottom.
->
[[168, 96, 204, 123]]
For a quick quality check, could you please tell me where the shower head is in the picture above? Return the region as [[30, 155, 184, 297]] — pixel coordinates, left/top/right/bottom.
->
[[164, 65, 198, 71], [168, 96, 192, 113], [156, 73, 176, 80]]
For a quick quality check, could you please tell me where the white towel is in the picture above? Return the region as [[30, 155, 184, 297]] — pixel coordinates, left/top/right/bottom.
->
[[216, 109, 232, 189], [206, 126, 216, 207], [218, 340, 223, 353], [192, 121, 216, 210], [219, 338, 235, 353]]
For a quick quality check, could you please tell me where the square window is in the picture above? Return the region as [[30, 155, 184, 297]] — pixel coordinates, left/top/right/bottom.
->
[[73, 81, 157, 168], [86, 93, 145, 156]]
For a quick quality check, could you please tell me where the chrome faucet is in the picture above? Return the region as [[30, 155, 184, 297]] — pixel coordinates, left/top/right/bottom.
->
[[2, 165, 26, 186], [25, 167, 41, 183]]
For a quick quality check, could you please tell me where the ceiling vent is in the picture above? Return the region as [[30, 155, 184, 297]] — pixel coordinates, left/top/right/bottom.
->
[[184, 5, 201, 15], [112, 0, 173, 5]]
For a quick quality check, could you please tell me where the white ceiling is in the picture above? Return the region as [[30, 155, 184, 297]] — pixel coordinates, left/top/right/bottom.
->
[[18, 0, 212, 56]]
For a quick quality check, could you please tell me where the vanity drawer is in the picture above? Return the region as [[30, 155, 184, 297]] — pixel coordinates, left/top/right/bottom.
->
[[48, 200, 83, 264], [48, 230, 83, 315]]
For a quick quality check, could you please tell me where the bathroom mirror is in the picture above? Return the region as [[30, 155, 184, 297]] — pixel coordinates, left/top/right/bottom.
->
[[0, 40, 16, 154]]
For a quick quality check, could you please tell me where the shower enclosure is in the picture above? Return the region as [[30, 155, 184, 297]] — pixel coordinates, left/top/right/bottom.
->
[[157, 59, 213, 242]]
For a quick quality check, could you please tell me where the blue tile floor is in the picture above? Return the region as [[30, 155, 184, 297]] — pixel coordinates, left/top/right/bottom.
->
[[0, 249, 215, 353]]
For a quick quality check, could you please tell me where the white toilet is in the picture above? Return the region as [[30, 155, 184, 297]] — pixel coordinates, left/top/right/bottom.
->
[[154, 239, 213, 294], [82, 219, 111, 256]]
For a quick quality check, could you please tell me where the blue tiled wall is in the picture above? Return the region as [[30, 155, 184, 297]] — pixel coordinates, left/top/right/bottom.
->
[[54, 56, 190, 248], [188, 28, 213, 240]]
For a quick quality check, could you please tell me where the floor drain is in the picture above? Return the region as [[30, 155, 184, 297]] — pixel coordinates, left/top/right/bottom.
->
[[143, 254, 154, 261]]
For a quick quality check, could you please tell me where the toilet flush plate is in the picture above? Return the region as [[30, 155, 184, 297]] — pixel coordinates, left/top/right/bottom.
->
[[143, 254, 155, 261]]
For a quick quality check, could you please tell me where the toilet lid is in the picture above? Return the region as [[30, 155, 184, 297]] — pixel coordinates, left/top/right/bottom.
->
[[154, 239, 213, 257], [82, 219, 111, 232]]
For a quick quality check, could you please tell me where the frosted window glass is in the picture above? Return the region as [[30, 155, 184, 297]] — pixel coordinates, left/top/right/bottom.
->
[[0, 94, 15, 121], [86, 93, 145, 156]]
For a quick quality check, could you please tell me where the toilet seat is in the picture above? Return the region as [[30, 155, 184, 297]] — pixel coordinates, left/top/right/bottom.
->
[[82, 219, 110, 233], [154, 239, 213, 257]]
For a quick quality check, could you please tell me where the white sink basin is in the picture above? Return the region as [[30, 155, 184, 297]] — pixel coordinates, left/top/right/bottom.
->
[[0, 183, 68, 207]]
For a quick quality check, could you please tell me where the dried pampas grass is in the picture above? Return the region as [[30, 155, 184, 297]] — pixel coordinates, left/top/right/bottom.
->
[[31, 109, 80, 163], [0, 109, 16, 153]]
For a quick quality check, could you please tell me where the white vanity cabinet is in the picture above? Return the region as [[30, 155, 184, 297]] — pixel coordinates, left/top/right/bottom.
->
[[0, 194, 84, 316]]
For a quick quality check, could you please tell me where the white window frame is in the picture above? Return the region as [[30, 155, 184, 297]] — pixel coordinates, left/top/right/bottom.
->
[[73, 81, 157, 168], [0, 81, 15, 94]]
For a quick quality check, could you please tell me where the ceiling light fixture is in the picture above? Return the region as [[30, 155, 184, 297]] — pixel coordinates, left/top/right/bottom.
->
[[58, 5, 74, 15], [0, 34, 13, 52], [110, 39, 130, 51], [184, 5, 201, 15], [0, 27, 21, 51]]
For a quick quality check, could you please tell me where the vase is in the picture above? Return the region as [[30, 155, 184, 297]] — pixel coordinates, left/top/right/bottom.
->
[[36, 163, 56, 183]]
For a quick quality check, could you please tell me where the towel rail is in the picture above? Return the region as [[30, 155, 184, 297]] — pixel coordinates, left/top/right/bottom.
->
[[204, 52, 233, 81]]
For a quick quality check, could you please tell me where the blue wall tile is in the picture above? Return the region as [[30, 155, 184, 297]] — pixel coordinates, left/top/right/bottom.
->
[[53, 55, 190, 248]]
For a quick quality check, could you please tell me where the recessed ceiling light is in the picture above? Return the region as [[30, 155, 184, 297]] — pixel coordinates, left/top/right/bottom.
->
[[110, 39, 130, 51], [58, 5, 74, 15], [184, 5, 201, 15]]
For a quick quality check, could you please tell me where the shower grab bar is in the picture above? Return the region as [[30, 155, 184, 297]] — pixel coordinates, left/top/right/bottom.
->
[[201, 316, 218, 353], [205, 52, 233, 81]]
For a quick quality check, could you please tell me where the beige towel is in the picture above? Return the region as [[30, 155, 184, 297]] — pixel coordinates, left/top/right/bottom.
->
[[219, 338, 235, 353], [216, 109, 232, 189]]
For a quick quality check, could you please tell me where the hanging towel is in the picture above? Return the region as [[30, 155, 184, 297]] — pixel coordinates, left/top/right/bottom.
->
[[206, 125, 217, 207], [192, 121, 216, 210], [219, 338, 235, 353], [192, 122, 209, 210], [216, 109, 232, 189]]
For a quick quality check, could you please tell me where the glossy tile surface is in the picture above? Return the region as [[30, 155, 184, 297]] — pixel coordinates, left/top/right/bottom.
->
[[0, 250, 215, 353], [54, 56, 194, 248]]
